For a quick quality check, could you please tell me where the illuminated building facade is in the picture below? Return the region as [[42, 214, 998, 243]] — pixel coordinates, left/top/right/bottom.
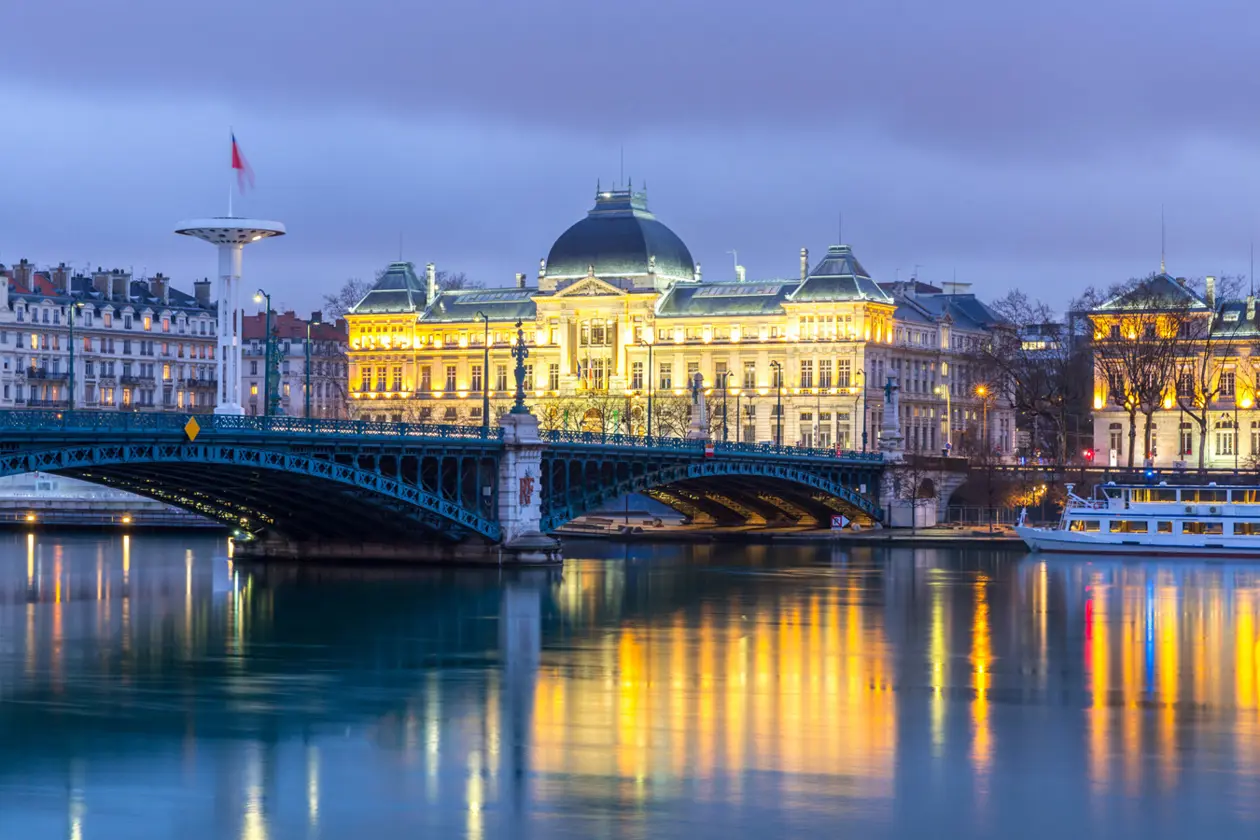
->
[[345, 187, 1014, 454]]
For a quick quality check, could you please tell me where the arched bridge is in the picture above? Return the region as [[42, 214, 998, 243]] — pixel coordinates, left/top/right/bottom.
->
[[0, 412, 885, 556]]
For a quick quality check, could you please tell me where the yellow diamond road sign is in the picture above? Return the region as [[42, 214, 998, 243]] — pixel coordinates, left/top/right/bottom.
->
[[184, 417, 201, 442]]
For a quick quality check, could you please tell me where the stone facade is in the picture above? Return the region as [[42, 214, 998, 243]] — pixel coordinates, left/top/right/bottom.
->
[[240, 310, 349, 418]]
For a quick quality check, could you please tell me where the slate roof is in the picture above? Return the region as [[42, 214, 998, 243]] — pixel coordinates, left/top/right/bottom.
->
[[544, 188, 696, 283], [1097, 272, 1210, 312], [351, 262, 429, 315], [655, 280, 796, 318], [422, 288, 538, 324], [788, 245, 894, 303]]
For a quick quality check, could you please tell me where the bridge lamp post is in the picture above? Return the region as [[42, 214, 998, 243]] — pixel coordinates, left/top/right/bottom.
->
[[976, 383, 989, 454], [67, 300, 83, 411], [305, 314, 321, 419], [935, 383, 952, 454], [253, 290, 272, 417], [640, 336, 654, 438], [720, 370, 733, 442], [770, 360, 783, 447], [475, 311, 490, 435], [853, 369, 867, 452]]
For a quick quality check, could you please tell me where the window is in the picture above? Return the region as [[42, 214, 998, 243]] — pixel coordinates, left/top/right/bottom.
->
[[591, 358, 607, 390], [283, 383, 291, 398], [1157, 521, 1173, 534], [1068, 519, 1102, 532], [1180, 421, 1194, 456], [1108, 520, 1149, 533], [1184, 521, 1224, 535], [837, 358, 852, 389], [1109, 422, 1123, 456], [742, 404, 756, 443], [250, 361, 258, 375], [799, 411, 814, 447], [715, 361, 728, 388], [548, 363, 560, 391], [686, 361, 700, 387], [1234, 522, 1260, 536], [162, 364, 171, 381], [1129, 488, 1178, 502], [1215, 419, 1236, 457], [771, 364, 783, 388], [143, 315, 152, 331], [495, 365, 508, 392], [250, 384, 258, 396], [1221, 371, 1236, 397], [420, 366, 432, 391], [743, 361, 757, 389], [162, 318, 170, 333], [799, 360, 814, 388], [391, 366, 403, 391], [123, 314, 133, 330], [1184, 488, 1228, 503], [445, 365, 457, 391], [818, 359, 833, 389], [659, 363, 672, 390], [443, 406, 458, 422], [470, 364, 483, 392], [631, 361, 644, 390]]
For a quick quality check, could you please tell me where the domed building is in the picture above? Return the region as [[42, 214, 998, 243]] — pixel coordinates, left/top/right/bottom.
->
[[538, 186, 697, 293]]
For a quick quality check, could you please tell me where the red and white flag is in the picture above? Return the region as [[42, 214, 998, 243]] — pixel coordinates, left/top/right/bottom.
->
[[231, 132, 255, 193]]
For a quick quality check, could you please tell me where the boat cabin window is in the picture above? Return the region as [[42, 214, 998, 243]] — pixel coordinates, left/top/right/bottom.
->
[[1184, 489, 1228, 503], [1069, 519, 1102, 532], [1101, 487, 1123, 501], [1234, 490, 1260, 504], [1156, 521, 1173, 533], [1109, 520, 1149, 533], [1129, 488, 1178, 503], [1234, 522, 1260, 536], [1184, 521, 1225, 535]]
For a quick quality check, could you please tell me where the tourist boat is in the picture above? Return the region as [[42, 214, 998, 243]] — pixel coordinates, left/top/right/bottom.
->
[[1015, 482, 1260, 556]]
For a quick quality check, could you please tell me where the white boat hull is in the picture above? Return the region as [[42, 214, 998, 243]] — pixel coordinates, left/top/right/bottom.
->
[[1016, 525, 1260, 558]]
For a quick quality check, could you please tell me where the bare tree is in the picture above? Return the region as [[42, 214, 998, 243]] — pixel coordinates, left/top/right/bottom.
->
[[322, 277, 376, 321], [1177, 313, 1244, 471], [436, 270, 480, 291], [890, 454, 940, 534]]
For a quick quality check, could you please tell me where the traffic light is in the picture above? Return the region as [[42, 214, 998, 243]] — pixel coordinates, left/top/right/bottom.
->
[[1082, 448, 1095, 463]]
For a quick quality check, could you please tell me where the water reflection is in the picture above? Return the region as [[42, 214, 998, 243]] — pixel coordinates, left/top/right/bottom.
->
[[1, 535, 1260, 836]]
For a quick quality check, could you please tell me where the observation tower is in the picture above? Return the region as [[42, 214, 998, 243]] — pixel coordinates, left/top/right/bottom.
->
[[175, 218, 285, 414]]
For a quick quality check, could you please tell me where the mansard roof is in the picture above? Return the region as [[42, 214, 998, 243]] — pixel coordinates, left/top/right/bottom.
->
[[422, 288, 538, 324], [788, 245, 893, 304], [351, 262, 429, 315]]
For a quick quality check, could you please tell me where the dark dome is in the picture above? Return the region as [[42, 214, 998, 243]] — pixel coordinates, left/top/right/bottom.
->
[[544, 188, 696, 284]]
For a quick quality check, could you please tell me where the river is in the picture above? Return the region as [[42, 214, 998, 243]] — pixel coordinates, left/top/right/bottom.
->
[[0, 532, 1258, 838]]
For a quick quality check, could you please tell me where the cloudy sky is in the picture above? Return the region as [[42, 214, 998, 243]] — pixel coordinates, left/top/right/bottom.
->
[[3, 0, 1260, 314]]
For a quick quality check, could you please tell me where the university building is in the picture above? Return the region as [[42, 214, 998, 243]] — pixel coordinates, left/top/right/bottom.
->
[[345, 187, 1015, 454]]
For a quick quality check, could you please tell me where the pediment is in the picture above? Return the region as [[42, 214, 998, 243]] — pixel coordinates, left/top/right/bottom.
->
[[556, 277, 626, 298]]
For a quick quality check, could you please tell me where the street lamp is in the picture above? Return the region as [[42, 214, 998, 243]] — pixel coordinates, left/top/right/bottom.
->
[[935, 382, 952, 453], [976, 383, 989, 454], [770, 360, 783, 447], [305, 313, 322, 419], [67, 300, 84, 411], [475, 310, 490, 434], [855, 369, 867, 451], [640, 336, 654, 438], [720, 369, 733, 442], [253, 289, 272, 417]]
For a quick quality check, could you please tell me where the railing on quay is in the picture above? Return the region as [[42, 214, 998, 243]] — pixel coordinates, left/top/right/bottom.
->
[[0, 410, 503, 441], [541, 428, 884, 462]]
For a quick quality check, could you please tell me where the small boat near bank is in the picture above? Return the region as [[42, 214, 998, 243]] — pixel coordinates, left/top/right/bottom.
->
[[1016, 482, 1260, 557]]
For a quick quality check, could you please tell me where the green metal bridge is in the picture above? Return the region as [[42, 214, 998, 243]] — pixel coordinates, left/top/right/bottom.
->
[[0, 411, 885, 546]]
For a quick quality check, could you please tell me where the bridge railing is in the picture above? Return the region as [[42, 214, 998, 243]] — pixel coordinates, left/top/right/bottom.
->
[[541, 429, 883, 462], [0, 410, 503, 441]]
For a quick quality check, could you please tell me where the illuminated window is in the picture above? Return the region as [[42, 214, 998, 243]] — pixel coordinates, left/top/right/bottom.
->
[[631, 361, 644, 390], [143, 316, 152, 331], [162, 318, 170, 332], [1183, 521, 1224, 535], [548, 363, 560, 391], [1068, 519, 1101, 532], [659, 363, 672, 390], [1108, 520, 1149, 533], [250, 384, 258, 396], [445, 366, 457, 391], [799, 360, 813, 388], [420, 366, 432, 391]]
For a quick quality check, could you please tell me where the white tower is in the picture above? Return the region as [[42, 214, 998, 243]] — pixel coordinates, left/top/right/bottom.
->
[[175, 218, 285, 415]]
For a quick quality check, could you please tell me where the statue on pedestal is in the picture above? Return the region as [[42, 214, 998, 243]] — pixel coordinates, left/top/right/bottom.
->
[[686, 372, 709, 440], [879, 375, 905, 460]]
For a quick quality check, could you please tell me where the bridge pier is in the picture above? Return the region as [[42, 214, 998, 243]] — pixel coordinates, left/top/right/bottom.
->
[[498, 413, 562, 564]]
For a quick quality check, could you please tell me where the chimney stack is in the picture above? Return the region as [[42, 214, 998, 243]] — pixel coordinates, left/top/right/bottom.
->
[[310, 310, 322, 326], [735, 265, 747, 283], [92, 268, 110, 297], [13, 259, 32, 290], [1207, 275, 1217, 309], [52, 262, 69, 295], [695, 262, 702, 283], [110, 271, 129, 301], [193, 278, 211, 307], [150, 272, 169, 304], [800, 247, 809, 282], [426, 262, 437, 303], [515, 272, 526, 289]]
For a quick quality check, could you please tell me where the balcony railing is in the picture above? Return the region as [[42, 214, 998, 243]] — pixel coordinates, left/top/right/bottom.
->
[[25, 367, 68, 381], [26, 399, 70, 408]]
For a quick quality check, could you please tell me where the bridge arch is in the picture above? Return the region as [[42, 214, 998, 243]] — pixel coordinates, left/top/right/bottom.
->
[[541, 458, 882, 531], [1, 442, 501, 542]]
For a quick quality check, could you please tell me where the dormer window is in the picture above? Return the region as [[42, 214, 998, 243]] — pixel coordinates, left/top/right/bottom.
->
[[1225, 311, 1241, 323], [123, 314, 132, 330]]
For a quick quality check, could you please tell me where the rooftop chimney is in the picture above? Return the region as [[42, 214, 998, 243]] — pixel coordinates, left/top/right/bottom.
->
[[1248, 294, 1256, 322], [52, 262, 69, 295], [92, 268, 110, 297], [426, 262, 437, 303], [695, 262, 702, 283], [13, 259, 32, 290], [193, 278, 211, 307], [515, 272, 526, 289], [1206, 275, 1217, 309], [150, 272, 169, 305], [735, 265, 746, 283], [310, 310, 322, 325], [800, 247, 809, 282], [110, 271, 129, 301]]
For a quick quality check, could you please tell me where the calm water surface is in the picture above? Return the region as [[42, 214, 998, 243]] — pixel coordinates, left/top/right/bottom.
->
[[0, 533, 1258, 838]]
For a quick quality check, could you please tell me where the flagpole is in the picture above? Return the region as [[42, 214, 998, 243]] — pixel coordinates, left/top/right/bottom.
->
[[228, 127, 234, 218]]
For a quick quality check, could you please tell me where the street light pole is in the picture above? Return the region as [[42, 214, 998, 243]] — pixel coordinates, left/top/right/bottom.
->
[[858, 369, 868, 451], [642, 337, 654, 438], [770, 360, 783, 447], [253, 289, 272, 417], [475, 311, 489, 434], [936, 382, 952, 453], [67, 301, 82, 411], [976, 384, 989, 454], [721, 370, 732, 442], [305, 314, 322, 418]]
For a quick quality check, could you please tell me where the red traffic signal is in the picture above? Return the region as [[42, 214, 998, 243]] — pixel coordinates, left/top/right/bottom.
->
[[1082, 448, 1095, 462]]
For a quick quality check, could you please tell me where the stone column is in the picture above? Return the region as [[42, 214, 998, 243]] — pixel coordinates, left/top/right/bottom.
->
[[498, 413, 562, 563]]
